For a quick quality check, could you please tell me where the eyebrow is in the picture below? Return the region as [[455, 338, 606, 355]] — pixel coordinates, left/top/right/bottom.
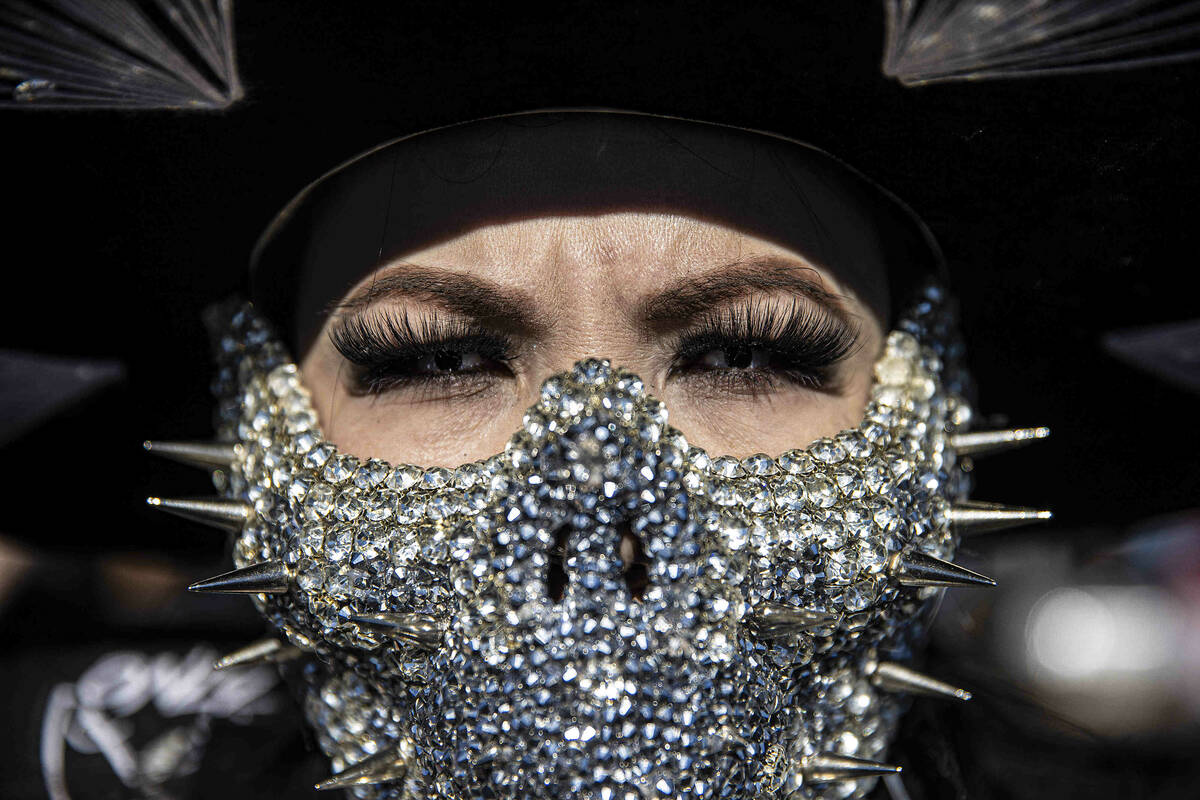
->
[[334, 263, 549, 335], [638, 255, 854, 330], [335, 255, 854, 337]]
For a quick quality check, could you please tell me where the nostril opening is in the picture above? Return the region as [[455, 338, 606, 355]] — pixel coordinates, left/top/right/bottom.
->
[[619, 521, 649, 601], [547, 525, 571, 602]]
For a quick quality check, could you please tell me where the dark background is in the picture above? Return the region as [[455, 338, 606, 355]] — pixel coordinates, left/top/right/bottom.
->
[[2, 1, 1198, 798]]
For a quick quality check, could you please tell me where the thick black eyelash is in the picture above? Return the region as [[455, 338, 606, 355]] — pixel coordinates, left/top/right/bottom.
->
[[671, 299, 861, 390], [329, 310, 515, 395]]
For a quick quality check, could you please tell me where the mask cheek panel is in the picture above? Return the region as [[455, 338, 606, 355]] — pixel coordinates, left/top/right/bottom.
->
[[148, 283, 1044, 799]]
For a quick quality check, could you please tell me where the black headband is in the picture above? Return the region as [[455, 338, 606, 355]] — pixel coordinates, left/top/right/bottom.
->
[[250, 110, 945, 354]]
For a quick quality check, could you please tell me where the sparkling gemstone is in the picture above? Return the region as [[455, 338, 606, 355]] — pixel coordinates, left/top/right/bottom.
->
[[804, 475, 838, 509], [778, 450, 815, 475], [386, 465, 422, 492]]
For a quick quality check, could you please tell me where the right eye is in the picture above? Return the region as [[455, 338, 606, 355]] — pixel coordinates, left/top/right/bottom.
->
[[329, 311, 516, 397]]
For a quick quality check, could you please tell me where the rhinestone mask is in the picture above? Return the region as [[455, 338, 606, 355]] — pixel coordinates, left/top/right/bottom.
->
[[192, 283, 979, 800]]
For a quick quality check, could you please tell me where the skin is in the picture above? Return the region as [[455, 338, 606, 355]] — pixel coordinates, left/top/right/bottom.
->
[[300, 211, 885, 468]]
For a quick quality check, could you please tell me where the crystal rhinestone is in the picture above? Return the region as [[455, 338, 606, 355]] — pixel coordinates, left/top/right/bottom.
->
[[333, 489, 364, 521], [708, 481, 739, 507], [862, 460, 892, 494], [778, 450, 815, 475], [352, 459, 390, 489], [325, 528, 353, 563], [303, 442, 335, 469], [825, 551, 857, 584], [385, 465, 422, 492], [874, 355, 912, 385], [811, 438, 847, 464], [574, 358, 613, 386], [321, 453, 352, 484], [772, 476, 807, 512], [808, 518, 847, 549], [858, 540, 890, 574], [837, 431, 873, 460], [300, 526, 325, 555], [832, 465, 864, 500], [740, 453, 778, 476], [804, 475, 838, 509], [711, 456, 744, 478], [297, 558, 325, 592], [871, 501, 903, 534], [363, 492, 393, 522], [742, 480, 772, 514], [304, 483, 335, 521], [421, 467, 452, 491]]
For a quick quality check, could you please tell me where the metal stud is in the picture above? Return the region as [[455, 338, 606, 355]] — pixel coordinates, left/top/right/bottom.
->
[[804, 752, 902, 782], [949, 501, 1052, 534], [746, 601, 840, 640], [890, 549, 996, 588], [188, 561, 290, 594], [143, 439, 239, 469], [213, 638, 303, 670], [949, 426, 1049, 457], [315, 739, 415, 791], [146, 496, 251, 532], [349, 612, 445, 650], [869, 660, 971, 701]]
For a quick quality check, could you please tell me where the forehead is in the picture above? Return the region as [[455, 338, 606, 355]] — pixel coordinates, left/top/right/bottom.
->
[[354, 211, 869, 306]]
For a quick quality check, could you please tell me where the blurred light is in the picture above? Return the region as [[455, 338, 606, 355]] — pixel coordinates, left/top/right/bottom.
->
[[1026, 585, 1179, 681]]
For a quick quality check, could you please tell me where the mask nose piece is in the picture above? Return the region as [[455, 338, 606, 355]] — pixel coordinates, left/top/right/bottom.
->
[[518, 360, 680, 614]]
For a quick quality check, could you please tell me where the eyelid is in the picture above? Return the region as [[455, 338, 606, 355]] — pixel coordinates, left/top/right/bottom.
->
[[328, 306, 519, 397], [670, 297, 859, 356], [666, 297, 859, 394]]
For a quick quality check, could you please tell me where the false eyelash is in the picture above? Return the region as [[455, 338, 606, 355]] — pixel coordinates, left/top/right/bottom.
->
[[670, 298, 861, 391], [329, 309, 516, 396]]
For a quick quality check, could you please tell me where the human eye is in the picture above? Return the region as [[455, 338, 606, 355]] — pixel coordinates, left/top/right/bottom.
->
[[329, 308, 516, 397], [668, 298, 860, 395]]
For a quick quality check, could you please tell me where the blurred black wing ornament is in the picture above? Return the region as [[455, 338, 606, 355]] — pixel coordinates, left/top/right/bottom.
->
[[883, 0, 1200, 85], [0, 0, 241, 108]]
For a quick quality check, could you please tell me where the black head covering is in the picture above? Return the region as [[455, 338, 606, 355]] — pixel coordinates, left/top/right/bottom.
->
[[250, 110, 945, 354]]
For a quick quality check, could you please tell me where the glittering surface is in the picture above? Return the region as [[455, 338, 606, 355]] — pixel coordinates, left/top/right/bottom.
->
[[203, 283, 974, 799]]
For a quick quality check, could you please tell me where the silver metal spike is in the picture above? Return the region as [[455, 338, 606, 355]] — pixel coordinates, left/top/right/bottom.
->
[[146, 496, 251, 532], [349, 612, 446, 650], [869, 660, 972, 701], [948, 501, 1053, 534], [143, 439, 239, 469], [949, 426, 1049, 457], [890, 549, 996, 588], [188, 561, 290, 594], [746, 601, 840, 640], [804, 752, 902, 782], [315, 739, 415, 791], [213, 638, 303, 670]]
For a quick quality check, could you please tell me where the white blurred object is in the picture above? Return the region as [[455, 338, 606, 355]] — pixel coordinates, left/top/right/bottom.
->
[[1023, 584, 1198, 732], [1, 0, 241, 109], [883, 0, 1200, 86]]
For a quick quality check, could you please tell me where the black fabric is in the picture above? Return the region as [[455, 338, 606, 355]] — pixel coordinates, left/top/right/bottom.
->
[[249, 110, 944, 354]]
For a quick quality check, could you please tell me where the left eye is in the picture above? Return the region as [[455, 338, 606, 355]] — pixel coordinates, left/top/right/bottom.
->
[[417, 349, 489, 374], [691, 345, 772, 370]]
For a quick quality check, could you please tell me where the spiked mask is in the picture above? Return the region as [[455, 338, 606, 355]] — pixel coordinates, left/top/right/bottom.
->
[[146, 280, 1053, 800], [148, 111, 1051, 798]]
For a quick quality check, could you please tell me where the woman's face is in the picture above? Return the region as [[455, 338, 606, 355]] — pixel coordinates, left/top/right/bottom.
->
[[301, 212, 885, 467]]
